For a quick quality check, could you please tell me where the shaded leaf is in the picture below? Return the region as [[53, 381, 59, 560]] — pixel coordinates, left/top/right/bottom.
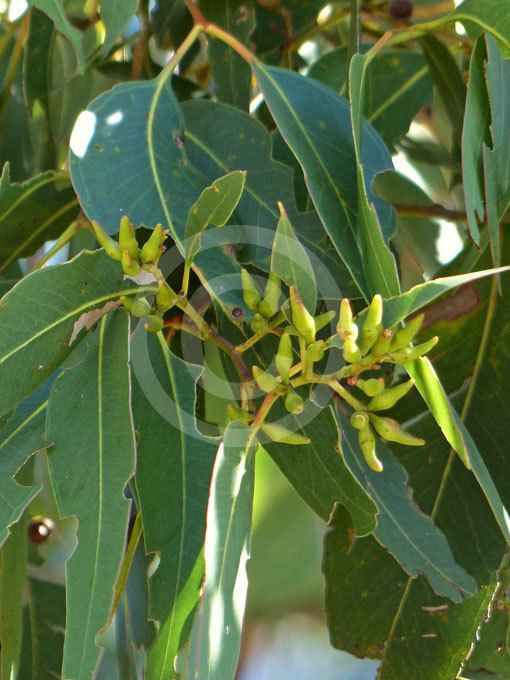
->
[[0, 383, 51, 548], [309, 47, 432, 147], [0, 249, 148, 417], [0, 518, 27, 679], [462, 37, 490, 245], [199, 0, 255, 110], [336, 411, 477, 602], [19, 579, 66, 680], [0, 165, 79, 275], [99, 0, 137, 60], [131, 328, 216, 678], [26, 0, 85, 72], [420, 35, 466, 150], [46, 311, 135, 680], [264, 403, 377, 538]]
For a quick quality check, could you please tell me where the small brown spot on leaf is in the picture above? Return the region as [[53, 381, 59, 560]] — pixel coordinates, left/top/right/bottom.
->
[[421, 283, 480, 327]]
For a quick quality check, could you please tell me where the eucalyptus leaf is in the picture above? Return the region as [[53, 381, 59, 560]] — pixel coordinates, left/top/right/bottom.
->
[[47, 311, 135, 680]]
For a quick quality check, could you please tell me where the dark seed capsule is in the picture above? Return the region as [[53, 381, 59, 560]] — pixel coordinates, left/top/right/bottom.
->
[[231, 306, 244, 319], [389, 0, 413, 19], [27, 517, 55, 544]]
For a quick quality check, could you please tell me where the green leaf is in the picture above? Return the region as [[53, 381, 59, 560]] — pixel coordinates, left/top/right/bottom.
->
[[326, 258, 510, 677], [309, 47, 432, 148], [264, 404, 377, 538], [420, 35, 466, 150], [252, 62, 396, 300], [348, 54, 401, 299], [0, 518, 27, 679], [0, 384, 50, 548], [198, 0, 255, 110], [46, 311, 135, 680], [131, 328, 216, 678], [0, 249, 149, 417], [185, 170, 246, 261], [0, 166, 79, 275], [99, 0, 137, 60], [462, 37, 490, 245], [336, 411, 477, 602], [19, 579, 66, 680], [270, 204, 316, 313], [463, 579, 510, 678], [188, 422, 256, 680], [26, 0, 85, 72], [450, 0, 510, 50], [377, 267, 510, 327]]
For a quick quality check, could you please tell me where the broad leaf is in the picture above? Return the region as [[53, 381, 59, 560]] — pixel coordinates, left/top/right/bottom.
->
[[252, 62, 396, 300], [185, 170, 246, 260], [27, 0, 85, 72], [19, 579, 66, 680], [131, 328, 216, 678], [199, 0, 255, 110], [270, 204, 316, 313], [188, 423, 256, 680], [0, 165, 79, 275], [336, 411, 476, 602], [0, 249, 152, 417], [264, 404, 377, 538], [309, 47, 432, 148], [47, 311, 135, 680]]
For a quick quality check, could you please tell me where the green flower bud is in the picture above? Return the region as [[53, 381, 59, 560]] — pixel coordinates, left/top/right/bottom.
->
[[315, 309, 336, 333], [369, 414, 425, 446], [343, 336, 362, 364], [337, 299, 358, 340], [121, 249, 141, 277], [259, 271, 281, 319], [390, 314, 424, 351], [372, 328, 393, 356], [285, 390, 304, 415], [358, 424, 383, 472], [227, 404, 252, 424], [275, 332, 293, 381], [241, 269, 261, 312], [120, 295, 152, 318], [360, 294, 383, 354], [119, 215, 139, 260], [289, 286, 315, 345], [145, 312, 164, 333], [140, 224, 167, 264], [368, 379, 414, 411], [307, 339, 325, 363], [387, 336, 438, 364], [91, 220, 122, 261], [351, 411, 369, 429], [252, 366, 279, 393], [357, 378, 385, 397], [156, 282, 177, 313], [260, 422, 310, 445], [251, 313, 268, 335]]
